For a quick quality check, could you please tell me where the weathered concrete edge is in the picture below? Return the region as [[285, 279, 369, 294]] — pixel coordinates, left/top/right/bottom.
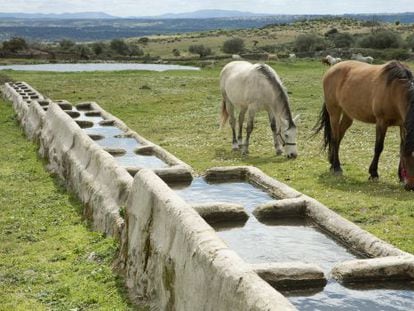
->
[[251, 262, 327, 290], [190, 202, 249, 224], [3, 82, 45, 140], [39, 103, 131, 239], [77, 101, 194, 177], [303, 196, 409, 259], [331, 256, 414, 283], [125, 169, 297, 311]]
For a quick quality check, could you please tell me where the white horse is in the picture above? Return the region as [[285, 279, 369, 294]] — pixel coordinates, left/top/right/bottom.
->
[[351, 53, 374, 64], [220, 61, 298, 158], [323, 55, 342, 66]]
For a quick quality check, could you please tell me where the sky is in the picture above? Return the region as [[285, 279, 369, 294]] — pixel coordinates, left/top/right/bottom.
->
[[0, 0, 413, 17]]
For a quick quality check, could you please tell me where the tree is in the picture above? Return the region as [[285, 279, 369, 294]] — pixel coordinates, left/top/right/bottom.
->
[[222, 37, 245, 54], [2, 37, 27, 53], [110, 39, 129, 55], [188, 44, 212, 58]]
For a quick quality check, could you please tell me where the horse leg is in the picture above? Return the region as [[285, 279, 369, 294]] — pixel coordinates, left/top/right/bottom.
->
[[226, 101, 238, 150], [398, 125, 405, 182], [329, 113, 353, 174], [238, 108, 247, 148], [268, 112, 283, 155], [328, 108, 343, 174], [242, 110, 255, 155], [368, 122, 388, 180]]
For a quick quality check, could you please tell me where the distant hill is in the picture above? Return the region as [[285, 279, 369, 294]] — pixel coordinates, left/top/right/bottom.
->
[[0, 12, 117, 19], [1, 11, 414, 42], [150, 9, 268, 19]]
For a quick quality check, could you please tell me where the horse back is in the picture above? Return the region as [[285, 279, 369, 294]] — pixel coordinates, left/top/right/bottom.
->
[[220, 61, 278, 110], [323, 61, 404, 124]]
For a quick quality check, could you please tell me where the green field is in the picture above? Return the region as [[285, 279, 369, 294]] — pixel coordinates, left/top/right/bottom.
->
[[0, 100, 138, 309], [1, 59, 414, 308]]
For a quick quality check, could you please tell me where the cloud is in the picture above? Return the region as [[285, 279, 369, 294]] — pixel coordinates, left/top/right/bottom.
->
[[0, 0, 413, 17]]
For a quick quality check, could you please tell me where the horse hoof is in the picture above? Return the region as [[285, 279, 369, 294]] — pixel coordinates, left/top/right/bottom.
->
[[330, 168, 343, 176], [241, 148, 249, 156], [369, 176, 379, 182], [232, 144, 239, 151]]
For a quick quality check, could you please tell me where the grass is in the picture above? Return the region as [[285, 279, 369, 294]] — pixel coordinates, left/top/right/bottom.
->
[[0, 100, 138, 309], [1, 59, 413, 308]]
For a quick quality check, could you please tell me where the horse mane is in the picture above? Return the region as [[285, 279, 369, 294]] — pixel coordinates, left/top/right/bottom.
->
[[404, 82, 414, 155], [383, 61, 414, 155], [256, 64, 295, 127], [382, 61, 413, 86]]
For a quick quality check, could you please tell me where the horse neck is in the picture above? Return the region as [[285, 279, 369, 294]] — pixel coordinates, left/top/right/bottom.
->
[[274, 90, 295, 128], [404, 84, 414, 155]]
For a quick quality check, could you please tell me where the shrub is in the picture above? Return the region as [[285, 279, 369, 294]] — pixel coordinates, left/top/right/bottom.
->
[[222, 37, 245, 54], [294, 34, 327, 53], [324, 28, 338, 37], [331, 33, 354, 48], [129, 45, 144, 56], [110, 39, 129, 55], [172, 48, 180, 57], [358, 30, 402, 49], [406, 34, 414, 50], [138, 37, 149, 45], [2, 37, 27, 53], [188, 44, 212, 58], [91, 42, 106, 55], [59, 39, 75, 50]]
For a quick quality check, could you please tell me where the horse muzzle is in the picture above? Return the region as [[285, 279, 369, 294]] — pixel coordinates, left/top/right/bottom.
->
[[287, 152, 297, 159], [404, 176, 414, 191]]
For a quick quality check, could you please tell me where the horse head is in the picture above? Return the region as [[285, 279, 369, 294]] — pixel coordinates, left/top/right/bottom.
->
[[281, 115, 299, 159]]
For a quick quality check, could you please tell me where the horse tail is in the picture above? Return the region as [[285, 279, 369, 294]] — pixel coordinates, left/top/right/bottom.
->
[[313, 102, 331, 151], [220, 98, 229, 128]]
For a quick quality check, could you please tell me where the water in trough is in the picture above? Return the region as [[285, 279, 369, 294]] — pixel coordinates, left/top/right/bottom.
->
[[172, 177, 414, 310], [69, 107, 169, 169]]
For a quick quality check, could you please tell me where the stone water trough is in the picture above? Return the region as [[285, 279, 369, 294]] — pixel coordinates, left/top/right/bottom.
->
[[3, 81, 414, 311]]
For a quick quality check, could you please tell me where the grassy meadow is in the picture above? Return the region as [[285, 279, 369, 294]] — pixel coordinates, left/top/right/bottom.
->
[[0, 100, 139, 310], [1, 58, 414, 308]]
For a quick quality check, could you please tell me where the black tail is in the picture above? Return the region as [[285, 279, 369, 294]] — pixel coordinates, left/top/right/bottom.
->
[[313, 102, 331, 151]]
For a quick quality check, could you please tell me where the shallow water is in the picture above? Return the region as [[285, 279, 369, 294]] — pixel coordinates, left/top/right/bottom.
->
[[0, 63, 200, 72], [78, 112, 167, 169], [286, 280, 414, 311], [112, 153, 168, 168], [172, 177, 358, 269]]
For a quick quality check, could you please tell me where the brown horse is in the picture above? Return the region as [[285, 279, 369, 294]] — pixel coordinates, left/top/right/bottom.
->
[[314, 60, 414, 190]]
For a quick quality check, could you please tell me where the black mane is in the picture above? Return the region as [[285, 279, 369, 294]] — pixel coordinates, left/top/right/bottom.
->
[[256, 64, 295, 128], [383, 61, 413, 86], [404, 82, 414, 155], [382, 61, 414, 155]]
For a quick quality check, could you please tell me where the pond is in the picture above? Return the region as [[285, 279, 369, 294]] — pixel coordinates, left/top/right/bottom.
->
[[0, 63, 200, 72]]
